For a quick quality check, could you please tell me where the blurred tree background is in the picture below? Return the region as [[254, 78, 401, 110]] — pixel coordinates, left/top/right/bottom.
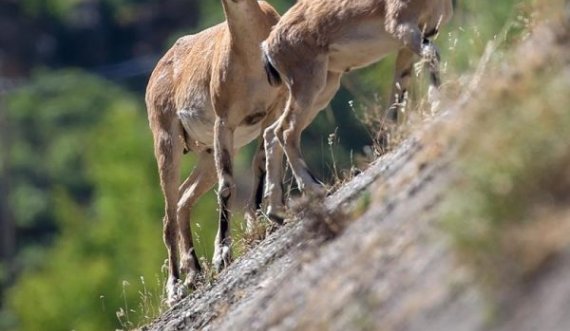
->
[[0, 0, 530, 329]]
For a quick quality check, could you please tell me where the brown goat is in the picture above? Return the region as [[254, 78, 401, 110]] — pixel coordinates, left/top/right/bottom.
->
[[145, 0, 285, 305], [261, 0, 453, 221]]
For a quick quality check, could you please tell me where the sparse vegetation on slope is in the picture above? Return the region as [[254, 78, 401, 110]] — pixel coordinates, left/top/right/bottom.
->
[[144, 3, 570, 331], [442, 6, 570, 292]]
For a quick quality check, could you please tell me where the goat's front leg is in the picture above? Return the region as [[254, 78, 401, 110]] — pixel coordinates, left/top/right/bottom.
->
[[389, 23, 442, 110], [421, 36, 443, 112], [213, 117, 234, 272], [388, 48, 415, 122]]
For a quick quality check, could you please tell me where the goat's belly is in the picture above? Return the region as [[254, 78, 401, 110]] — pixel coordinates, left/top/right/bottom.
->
[[329, 40, 399, 72], [178, 107, 215, 148], [329, 22, 400, 72], [178, 108, 260, 150]]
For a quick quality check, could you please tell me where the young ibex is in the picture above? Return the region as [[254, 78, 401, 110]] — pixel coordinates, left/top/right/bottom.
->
[[262, 0, 453, 220], [146, 0, 285, 305]]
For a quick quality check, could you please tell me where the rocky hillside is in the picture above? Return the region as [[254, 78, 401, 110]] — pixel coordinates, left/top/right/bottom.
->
[[143, 9, 570, 331]]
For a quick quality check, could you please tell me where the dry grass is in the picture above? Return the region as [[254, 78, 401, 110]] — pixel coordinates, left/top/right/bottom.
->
[[116, 272, 168, 330], [236, 214, 280, 253], [349, 90, 435, 159], [440, 6, 570, 293]]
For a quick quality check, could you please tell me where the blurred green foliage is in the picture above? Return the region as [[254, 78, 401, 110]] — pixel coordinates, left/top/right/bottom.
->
[[0, 0, 534, 330], [2, 70, 165, 330], [1, 68, 230, 329], [197, 0, 295, 29], [6, 70, 116, 231], [22, 0, 152, 20], [441, 24, 570, 290]]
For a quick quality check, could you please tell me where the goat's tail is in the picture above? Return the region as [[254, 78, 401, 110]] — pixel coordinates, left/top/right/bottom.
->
[[262, 41, 282, 87]]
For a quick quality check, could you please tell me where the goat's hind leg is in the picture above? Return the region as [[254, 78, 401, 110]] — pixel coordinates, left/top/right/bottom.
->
[[273, 59, 329, 198], [177, 149, 216, 288], [263, 123, 286, 223], [247, 110, 287, 226], [153, 120, 185, 306]]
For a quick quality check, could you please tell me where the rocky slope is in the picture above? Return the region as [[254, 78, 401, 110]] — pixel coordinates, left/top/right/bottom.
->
[[143, 11, 570, 331]]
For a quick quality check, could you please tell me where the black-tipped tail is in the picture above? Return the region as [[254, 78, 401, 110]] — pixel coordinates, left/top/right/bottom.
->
[[262, 44, 282, 87]]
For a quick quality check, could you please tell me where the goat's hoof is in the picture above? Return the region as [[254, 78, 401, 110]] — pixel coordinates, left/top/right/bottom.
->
[[428, 85, 441, 114], [212, 245, 231, 273], [182, 267, 200, 290], [421, 44, 440, 69], [266, 205, 286, 225], [180, 252, 202, 287], [165, 277, 188, 307]]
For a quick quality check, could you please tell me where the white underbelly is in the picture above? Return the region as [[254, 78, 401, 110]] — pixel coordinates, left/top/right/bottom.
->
[[178, 108, 261, 150], [178, 107, 215, 147]]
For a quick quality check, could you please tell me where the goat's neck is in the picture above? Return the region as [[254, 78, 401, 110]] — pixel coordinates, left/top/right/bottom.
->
[[222, 1, 270, 51]]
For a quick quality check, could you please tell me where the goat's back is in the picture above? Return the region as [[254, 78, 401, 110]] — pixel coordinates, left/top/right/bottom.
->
[[147, 23, 229, 111]]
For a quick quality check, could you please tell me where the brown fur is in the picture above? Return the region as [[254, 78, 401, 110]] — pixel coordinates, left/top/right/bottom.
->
[[145, 0, 286, 306], [261, 0, 453, 220]]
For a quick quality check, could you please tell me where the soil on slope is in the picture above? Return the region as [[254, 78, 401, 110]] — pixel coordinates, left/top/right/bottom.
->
[[143, 12, 570, 331]]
